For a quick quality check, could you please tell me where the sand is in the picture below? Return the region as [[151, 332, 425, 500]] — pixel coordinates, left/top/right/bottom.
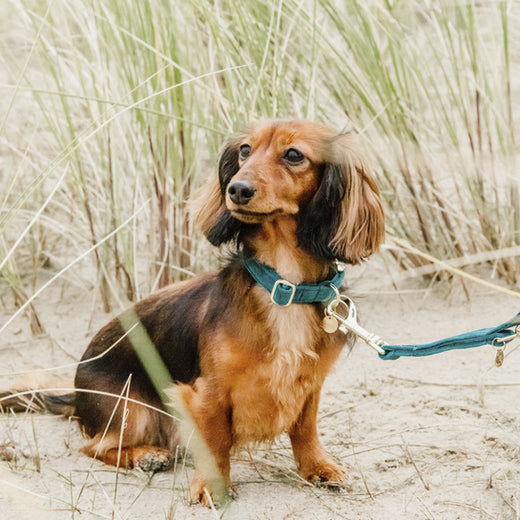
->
[[1, 264, 520, 520]]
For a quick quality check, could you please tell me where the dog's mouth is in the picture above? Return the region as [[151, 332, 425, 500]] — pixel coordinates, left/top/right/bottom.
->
[[230, 208, 284, 223]]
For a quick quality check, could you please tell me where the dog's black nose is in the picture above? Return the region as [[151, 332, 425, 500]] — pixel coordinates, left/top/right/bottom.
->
[[227, 180, 256, 205]]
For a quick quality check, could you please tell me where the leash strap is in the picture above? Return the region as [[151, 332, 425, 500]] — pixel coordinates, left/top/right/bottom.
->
[[244, 258, 345, 306], [379, 312, 520, 360], [324, 295, 520, 363]]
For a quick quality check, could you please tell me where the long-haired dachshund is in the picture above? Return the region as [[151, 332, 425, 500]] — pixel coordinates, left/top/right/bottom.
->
[[2, 119, 385, 505]]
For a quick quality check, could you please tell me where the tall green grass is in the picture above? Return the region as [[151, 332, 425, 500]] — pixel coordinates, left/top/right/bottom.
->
[[1, 0, 518, 320]]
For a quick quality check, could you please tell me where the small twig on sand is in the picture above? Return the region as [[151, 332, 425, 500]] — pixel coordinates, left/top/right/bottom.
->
[[400, 435, 429, 491], [347, 415, 373, 499], [492, 485, 520, 520]]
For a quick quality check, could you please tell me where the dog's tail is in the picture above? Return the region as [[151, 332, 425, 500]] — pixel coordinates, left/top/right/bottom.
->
[[0, 374, 76, 416]]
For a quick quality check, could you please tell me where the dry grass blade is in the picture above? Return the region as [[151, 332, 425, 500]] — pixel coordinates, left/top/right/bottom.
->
[[389, 236, 520, 299], [400, 434, 429, 491]]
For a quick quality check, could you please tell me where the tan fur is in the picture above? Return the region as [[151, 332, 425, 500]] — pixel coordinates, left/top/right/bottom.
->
[[328, 133, 385, 262], [189, 173, 224, 238]]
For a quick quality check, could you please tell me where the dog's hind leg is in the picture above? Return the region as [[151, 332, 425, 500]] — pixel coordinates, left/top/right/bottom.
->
[[81, 435, 175, 472], [79, 398, 181, 472]]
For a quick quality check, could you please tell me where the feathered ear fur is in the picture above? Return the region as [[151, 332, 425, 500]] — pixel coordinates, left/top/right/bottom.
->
[[297, 133, 385, 264], [191, 143, 245, 246]]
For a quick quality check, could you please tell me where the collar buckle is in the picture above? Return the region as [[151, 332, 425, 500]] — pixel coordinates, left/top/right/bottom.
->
[[270, 279, 296, 306]]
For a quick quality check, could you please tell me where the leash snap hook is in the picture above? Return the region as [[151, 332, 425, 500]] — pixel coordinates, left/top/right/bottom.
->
[[325, 296, 387, 355]]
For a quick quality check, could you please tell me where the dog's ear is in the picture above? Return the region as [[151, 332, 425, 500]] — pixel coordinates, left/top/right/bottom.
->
[[298, 133, 385, 264], [191, 143, 245, 246]]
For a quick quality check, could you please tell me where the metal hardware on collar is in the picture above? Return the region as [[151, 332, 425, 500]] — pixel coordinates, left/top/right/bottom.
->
[[329, 283, 341, 301], [335, 261, 346, 272], [270, 279, 296, 306], [321, 283, 342, 333]]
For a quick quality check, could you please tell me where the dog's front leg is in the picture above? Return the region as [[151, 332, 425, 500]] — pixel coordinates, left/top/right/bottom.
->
[[175, 379, 233, 506], [289, 390, 346, 485]]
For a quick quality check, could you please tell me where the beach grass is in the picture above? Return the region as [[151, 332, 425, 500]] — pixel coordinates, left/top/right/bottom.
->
[[1, 0, 518, 311]]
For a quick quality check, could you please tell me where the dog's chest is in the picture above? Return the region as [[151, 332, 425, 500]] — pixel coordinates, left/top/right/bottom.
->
[[230, 355, 317, 444], [229, 303, 326, 443]]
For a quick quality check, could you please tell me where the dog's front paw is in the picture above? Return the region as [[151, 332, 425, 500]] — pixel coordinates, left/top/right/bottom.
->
[[190, 476, 212, 507], [190, 472, 236, 507], [300, 459, 349, 488]]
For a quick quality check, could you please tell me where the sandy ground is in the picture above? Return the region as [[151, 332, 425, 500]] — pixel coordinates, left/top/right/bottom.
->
[[1, 264, 520, 520]]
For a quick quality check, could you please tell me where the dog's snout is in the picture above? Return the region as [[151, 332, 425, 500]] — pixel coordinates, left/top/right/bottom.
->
[[228, 180, 256, 205]]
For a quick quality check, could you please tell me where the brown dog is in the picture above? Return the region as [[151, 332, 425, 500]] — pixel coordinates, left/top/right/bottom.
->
[[2, 120, 385, 505]]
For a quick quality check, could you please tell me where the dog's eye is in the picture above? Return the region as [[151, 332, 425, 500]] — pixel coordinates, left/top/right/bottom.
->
[[239, 144, 251, 161], [283, 148, 305, 165]]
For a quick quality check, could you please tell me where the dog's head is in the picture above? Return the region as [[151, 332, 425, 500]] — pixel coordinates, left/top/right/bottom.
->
[[193, 120, 385, 264]]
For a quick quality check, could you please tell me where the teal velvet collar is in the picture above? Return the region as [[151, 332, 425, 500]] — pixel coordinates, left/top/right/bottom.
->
[[243, 258, 345, 307]]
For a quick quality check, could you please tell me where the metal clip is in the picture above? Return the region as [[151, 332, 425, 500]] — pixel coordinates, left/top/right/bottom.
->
[[270, 279, 296, 306], [326, 296, 387, 355], [492, 324, 520, 347], [491, 324, 520, 368]]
